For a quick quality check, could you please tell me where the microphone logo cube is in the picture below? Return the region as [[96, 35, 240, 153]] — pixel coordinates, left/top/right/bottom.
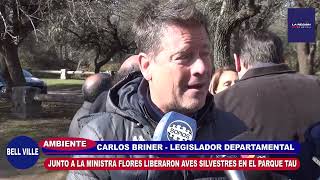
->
[[167, 120, 193, 141], [152, 111, 197, 141]]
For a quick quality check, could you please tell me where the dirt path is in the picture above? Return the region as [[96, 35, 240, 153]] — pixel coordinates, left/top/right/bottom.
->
[[0, 159, 68, 180]]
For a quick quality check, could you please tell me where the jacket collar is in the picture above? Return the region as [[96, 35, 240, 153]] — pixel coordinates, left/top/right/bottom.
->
[[82, 101, 92, 110], [138, 79, 164, 128], [239, 64, 296, 82]]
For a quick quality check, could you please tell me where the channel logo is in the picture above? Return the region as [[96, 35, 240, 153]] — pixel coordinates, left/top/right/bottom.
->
[[288, 8, 315, 42], [167, 120, 193, 141]]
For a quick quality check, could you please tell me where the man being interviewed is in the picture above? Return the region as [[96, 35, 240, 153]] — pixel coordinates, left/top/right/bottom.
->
[[67, 0, 247, 179]]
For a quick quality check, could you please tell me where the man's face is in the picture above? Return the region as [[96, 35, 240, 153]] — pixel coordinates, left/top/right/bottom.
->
[[148, 24, 212, 114]]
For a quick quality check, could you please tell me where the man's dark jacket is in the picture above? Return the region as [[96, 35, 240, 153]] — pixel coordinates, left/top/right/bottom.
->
[[67, 71, 247, 180], [68, 101, 92, 137], [214, 64, 320, 142], [89, 90, 108, 113]]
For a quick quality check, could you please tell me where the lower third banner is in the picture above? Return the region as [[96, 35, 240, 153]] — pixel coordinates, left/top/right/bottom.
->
[[44, 157, 299, 171]]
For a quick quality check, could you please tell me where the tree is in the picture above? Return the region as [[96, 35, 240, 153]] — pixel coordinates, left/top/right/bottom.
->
[[0, 55, 12, 89], [242, 0, 285, 30], [209, 0, 260, 68], [196, 0, 290, 69], [0, 0, 62, 86], [294, 0, 319, 75], [49, 0, 135, 73]]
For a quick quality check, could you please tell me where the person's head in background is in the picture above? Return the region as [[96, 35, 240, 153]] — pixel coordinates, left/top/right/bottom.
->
[[82, 73, 112, 103], [209, 66, 238, 94], [112, 55, 140, 85], [234, 30, 284, 79], [88, 55, 140, 114], [134, 0, 212, 115]]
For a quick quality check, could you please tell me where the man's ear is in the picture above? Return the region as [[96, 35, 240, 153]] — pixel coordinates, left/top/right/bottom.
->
[[138, 53, 152, 80], [234, 53, 241, 72]]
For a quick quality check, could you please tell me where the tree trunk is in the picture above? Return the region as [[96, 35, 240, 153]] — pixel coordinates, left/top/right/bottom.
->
[[0, 41, 26, 86], [296, 41, 317, 75], [95, 56, 113, 73], [95, 57, 112, 73], [294, 0, 318, 75], [76, 59, 84, 71], [297, 43, 312, 74], [0, 55, 13, 89], [214, 23, 233, 68], [212, 0, 259, 69], [59, 44, 63, 61], [94, 48, 101, 73], [0, 1, 25, 87], [296, 14, 318, 75], [230, 26, 240, 56], [315, 39, 320, 71], [94, 64, 102, 73]]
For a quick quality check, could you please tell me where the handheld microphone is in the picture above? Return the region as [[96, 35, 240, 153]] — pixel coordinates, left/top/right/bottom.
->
[[224, 170, 246, 180], [152, 111, 246, 180], [224, 131, 258, 180], [152, 111, 197, 141], [214, 154, 246, 180]]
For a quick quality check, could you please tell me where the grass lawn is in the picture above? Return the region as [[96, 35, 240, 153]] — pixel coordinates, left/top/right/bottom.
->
[[43, 78, 84, 86], [42, 78, 84, 91]]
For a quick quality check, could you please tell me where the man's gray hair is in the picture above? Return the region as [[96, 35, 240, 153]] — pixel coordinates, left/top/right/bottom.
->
[[239, 30, 284, 66], [133, 0, 207, 54]]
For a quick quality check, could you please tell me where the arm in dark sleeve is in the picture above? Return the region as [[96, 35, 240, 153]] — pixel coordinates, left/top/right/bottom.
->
[[67, 117, 111, 180]]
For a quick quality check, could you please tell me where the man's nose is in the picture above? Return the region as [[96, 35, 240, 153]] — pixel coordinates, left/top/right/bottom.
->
[[190, 57, 210, 76]]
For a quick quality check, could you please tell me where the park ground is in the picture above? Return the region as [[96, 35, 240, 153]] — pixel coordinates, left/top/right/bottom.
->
[[0, 79, 84, 180]]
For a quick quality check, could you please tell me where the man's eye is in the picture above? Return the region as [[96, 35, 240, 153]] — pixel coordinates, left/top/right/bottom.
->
[[223, 81, 232, 87], [174, 54, 194, 65], [179, 53, 192, 60]]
